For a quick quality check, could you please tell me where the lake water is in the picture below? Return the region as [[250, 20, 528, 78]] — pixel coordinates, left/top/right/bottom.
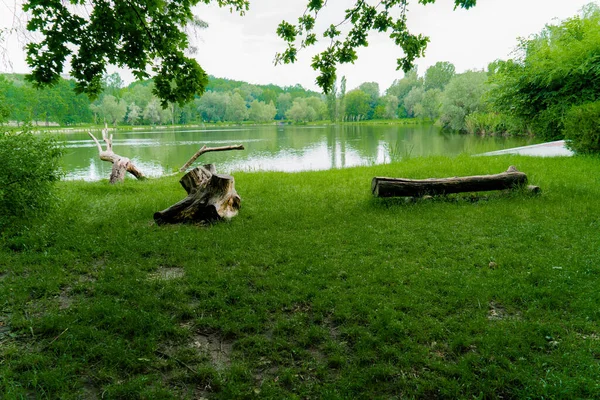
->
[[60, 124, 539, 181]]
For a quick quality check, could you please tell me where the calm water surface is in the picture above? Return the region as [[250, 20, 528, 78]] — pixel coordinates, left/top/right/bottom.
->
[[60, 124, 539, 181]]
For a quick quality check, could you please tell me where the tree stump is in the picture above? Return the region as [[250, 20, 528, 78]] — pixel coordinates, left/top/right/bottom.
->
[[372, 166, 539, 197], [154, 164, 241, 225]]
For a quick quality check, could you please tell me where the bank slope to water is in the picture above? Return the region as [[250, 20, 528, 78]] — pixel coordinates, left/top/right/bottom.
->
[[481, 140, 574, 157], [1, 155, 599, 399]]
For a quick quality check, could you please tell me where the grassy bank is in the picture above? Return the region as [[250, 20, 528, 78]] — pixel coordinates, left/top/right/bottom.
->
[[1, 155, 599, 399]]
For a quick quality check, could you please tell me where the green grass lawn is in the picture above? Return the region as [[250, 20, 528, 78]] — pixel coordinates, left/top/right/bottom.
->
[[1, 155, 599, 399]]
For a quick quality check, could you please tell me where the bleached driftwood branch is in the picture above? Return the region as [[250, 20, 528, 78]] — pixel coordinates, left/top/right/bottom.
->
[[88, 124, 145, 183], [179, 144, 245, 172]]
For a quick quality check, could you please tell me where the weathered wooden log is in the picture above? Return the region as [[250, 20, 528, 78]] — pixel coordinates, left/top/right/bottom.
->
[[154, 164, 241, 225], [88, 124, 145, 184], [372, 166, 537, 197]]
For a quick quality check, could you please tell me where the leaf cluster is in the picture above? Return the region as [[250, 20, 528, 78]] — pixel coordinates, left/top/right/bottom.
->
[[276, 0, 476, 94], [22, 0, 477, 103], [22, 0, 249, 107]]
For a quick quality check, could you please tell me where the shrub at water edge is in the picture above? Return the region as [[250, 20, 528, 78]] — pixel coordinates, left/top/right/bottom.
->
[[563, 101, 600, 154]]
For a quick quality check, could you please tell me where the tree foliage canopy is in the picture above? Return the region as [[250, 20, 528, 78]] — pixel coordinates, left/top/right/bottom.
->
[[439, 71, 487, 131], [276, 0, 476, 93], [424, 61, 455, 91], [23, 0, 249, 107], [489, 3, 600, 140], [22, 0, 477, 105]]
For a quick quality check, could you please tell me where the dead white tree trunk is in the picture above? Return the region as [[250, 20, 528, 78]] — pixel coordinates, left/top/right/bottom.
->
[[88, 124, 145, 184]]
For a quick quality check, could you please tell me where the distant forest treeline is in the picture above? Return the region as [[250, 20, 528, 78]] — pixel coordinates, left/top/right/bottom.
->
[[0, 65, 480, 128], [1, 2, 599, 152], [0, 74, 325, 126]]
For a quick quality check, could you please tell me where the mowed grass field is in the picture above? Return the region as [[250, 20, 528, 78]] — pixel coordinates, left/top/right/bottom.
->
[[1, 154, 599, 399]]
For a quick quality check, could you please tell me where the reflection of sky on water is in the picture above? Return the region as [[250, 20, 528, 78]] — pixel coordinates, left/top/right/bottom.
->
[[61, 125, 540, 181], [62, 138, 266, 149], [215, 142, 382, 173], [64, 140, 386, 179], [123, 128, 255, 135]]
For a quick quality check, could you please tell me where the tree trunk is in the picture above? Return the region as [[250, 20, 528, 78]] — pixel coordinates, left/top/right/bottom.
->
[[88, 124, 145, 184], [372, 166, 537, 197], [154, 164, 241, 225]]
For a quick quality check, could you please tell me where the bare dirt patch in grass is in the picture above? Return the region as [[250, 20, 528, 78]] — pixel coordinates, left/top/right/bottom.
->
[[324, 316, 340, 340], [91, 256, 107, 270], [308, 347, 326, 363], [79, 378, 100, 400], [254, 364, 280, 387], [148, 266, 185, 281], [190, 333, 233, 370], [78, 274, 97, 283], [58, 290, 73, 310], [488, 301, 521, 321], [190, 332, 233, 370], [488, 301, 507, 320], [192, 387, 211, 400]]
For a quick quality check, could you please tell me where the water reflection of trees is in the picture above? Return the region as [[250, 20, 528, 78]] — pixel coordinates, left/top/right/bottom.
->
[[60, 125, 536, 180]]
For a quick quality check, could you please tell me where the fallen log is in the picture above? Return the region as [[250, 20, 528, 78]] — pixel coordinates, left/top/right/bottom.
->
[[154, 164, 241, 225], [372, 166, 539, 198], [88, 124, 145, 183]]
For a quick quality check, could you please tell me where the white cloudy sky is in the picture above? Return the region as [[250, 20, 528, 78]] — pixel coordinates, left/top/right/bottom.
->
[[0, 0, 594, 92]]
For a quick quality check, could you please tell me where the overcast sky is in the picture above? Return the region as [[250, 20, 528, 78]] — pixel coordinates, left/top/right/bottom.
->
[[0, 0, 594, 92]]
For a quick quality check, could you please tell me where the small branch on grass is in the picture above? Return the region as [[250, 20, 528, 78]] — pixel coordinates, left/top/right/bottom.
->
[[179, 144, 245, 172], [155, 350, 197, 374], [47, 328, 69, 347]]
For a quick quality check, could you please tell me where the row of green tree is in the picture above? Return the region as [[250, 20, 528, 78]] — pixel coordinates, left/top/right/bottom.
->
[[1, 2, 599, 153], [0, 63, 476, 127], [335, 2, 600, 153], [0, 73, 327, 126]]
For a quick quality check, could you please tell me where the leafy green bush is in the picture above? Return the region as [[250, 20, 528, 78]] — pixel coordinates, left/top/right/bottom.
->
[[564, 101, 600, 154], [0, 128, 64, 231], [465, 112, 503, 135], [489, 6, 600, 141], [464, 112, 527, 136]]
